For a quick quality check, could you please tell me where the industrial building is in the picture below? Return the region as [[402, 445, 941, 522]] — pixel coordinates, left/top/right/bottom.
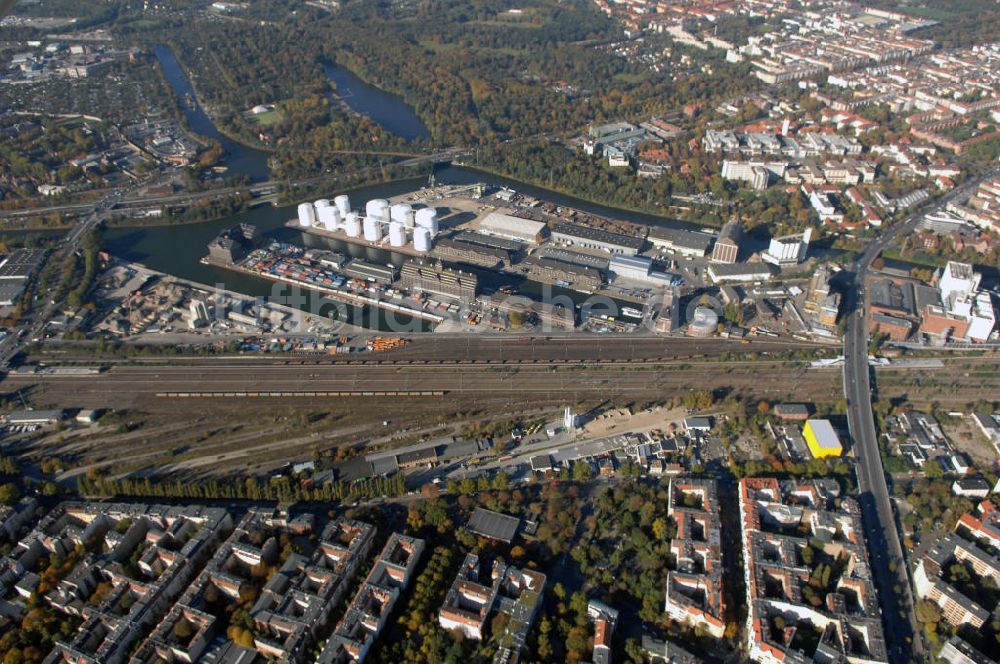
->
[[647, 226, 714, 257], [774, 403, 810, 421], [706, 263, 776, 283], [466, 508, 520, 543], [762, 228, 812, 265], [803, 419, 843, 458], [342, 260, 398, 284], [478, 211, 547, 245], [400, 260, 478, 300], [655, 287, 680, 333], [516, 256, 603, 291], [206, 224, 259, 265], [0, 248, 46, 306], [608, 255, 676, 287], [687, 307, 719, 337], [432, 237, 512, 269], [710, 220, 743, 263], [550, 223, 645, 256], [867, 276, 926, 341], [5, 409, 65, 425], [803, 265, 842, 330], [924, 261, 997, 343]]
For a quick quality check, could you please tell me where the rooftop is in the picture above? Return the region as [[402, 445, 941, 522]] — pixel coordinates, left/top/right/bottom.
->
[[467, 508, 521, 543]]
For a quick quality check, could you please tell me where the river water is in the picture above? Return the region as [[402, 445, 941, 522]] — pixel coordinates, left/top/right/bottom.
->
[[34, 49, 705, 331], [154, 45, 272, 182], [323, 61, 430, 141], [101, 162, 703, 330]]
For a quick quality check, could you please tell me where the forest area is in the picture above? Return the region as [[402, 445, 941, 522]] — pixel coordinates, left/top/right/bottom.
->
[[108, 0, 760, 180]]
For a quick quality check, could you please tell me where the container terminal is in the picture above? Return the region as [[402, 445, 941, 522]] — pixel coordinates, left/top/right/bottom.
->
[[203, 237, 448, 326], [285, 184, 684, 301]]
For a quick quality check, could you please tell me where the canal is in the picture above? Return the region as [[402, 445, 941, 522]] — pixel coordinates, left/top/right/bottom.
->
[[102, 164, 681, 331], [154, 44, 271, 183]]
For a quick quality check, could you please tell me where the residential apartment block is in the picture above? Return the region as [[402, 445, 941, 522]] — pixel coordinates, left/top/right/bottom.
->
[[739, 478, 887, 664]]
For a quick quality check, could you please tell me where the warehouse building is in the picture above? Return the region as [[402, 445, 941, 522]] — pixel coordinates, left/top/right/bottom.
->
[[453, 231, 524, 255], [550, 223, 645, 256], [647, 227, 714, 257], [342, 259, 398, 284], [774, 403, 810, 421], [0, 249, 47, 306], [540, 248, 610, 272], [706, 263, 776, 283], [608, 255, 676, 287], [516, 256, 603, 291], [432, 237, 512, 269], [803, 419, 843, 458], [478, 211, 547, 245], [401, 260, 478, 300], [6, 409, 65, 425], [710, 220, 743, 263]]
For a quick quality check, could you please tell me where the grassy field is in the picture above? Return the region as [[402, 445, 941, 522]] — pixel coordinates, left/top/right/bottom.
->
[[897, 5, 955, 20], [246, 109, 282, 126]]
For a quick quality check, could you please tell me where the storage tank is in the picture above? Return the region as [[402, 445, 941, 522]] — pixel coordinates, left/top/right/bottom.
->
[[365, 199, 390, 221], [314, 198, 331, 210], [334, 195, 351, 217], [388, 221, 406, 247], [343, 213, 361, 238], [390, 203, 412, 224], [297, 202, 316, 228], [363, 216, 383, 242], [413, 227, 433, 253], [414, 208, 439, 235], [317, 204, 341, 231]]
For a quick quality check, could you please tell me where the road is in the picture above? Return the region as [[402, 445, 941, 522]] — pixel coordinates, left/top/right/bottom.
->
[[0, 148, 469, 220], [842, 171, 997, 664]]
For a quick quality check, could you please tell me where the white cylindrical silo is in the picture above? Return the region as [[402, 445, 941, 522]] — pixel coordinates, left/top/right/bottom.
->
[[390, 203, 412, 224], [334, 195, 351, 217], [413, 227, 432, 253], [362, 216, 383, 242], [366, 199, 390, 221], [389, 221, 406, 247], [415, 208, 439, 235], [317, 204, 341, 231], [297, 202, 316, 228], [314, 198, 331, 210], [403, 209, 416, 229], [343, 213, 361, 238]]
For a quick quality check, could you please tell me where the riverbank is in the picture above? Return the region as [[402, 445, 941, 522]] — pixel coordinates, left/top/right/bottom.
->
[[455, 162, 721, 231], [204, 253, 446, 325], [157, 42, 275, 155], [153, 44, 271, 182]]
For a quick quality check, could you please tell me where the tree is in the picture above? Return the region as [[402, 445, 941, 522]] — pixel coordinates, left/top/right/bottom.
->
[[0, 483, 20, 505], [173, 618, 194, 641], [652, 517, 669, 541]]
